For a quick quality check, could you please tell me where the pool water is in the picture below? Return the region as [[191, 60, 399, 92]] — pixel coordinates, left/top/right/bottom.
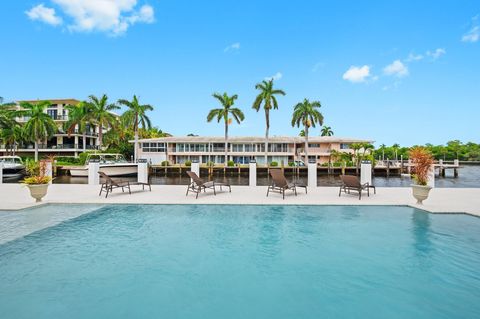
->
[[0, 205, 479, 319]]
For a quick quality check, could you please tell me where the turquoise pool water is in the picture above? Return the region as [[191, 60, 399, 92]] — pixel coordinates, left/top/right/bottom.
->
[[0, 205, 479, 318]]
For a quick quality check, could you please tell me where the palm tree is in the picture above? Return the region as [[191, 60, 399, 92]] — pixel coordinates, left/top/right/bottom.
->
[[252, 79, 286, 164], [0, 97, 16, 129], [320, 125, 333, 136], [379, 143, 386, 161], [118, 95, 153, 161], [350, 142, 362, 175], [299, 129, 305, 137], [207, 93, 245, 165], [64, 101, 92, 153], [291, 98, 323, 162], [392, 143, 400, 161], [88, 94, 119, 151], [20, 101, 57, 161], [0, 124, 23, 155]]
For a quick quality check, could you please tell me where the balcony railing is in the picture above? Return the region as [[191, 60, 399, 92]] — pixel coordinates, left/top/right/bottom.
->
[[15, 144, 99, 150]]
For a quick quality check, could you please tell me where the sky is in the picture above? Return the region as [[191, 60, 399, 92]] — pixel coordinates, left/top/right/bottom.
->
[[1, 0, 479, 147]]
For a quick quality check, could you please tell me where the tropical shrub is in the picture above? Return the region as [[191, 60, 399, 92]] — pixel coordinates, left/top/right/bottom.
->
[[288, 162, 295, 167], [184, 160, 192, 167], [207, 161, 215, 167], [23, 176, 51, 185], [161, 160, 169, 166], [25, 159, 40, 176], [409, 147, 434, 186], [227, 160, 235, 167], [270, 161, 278, 167]]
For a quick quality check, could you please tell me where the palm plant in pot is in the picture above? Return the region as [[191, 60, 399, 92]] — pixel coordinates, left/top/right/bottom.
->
[[23, 160, 51, 202], [409, 147, 434, 204]]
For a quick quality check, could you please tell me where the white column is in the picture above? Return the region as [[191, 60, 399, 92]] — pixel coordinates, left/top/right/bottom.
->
[[88, 162, 100, 185], [137, 162, 148, 184], [249, 160, 256, 187], [191, 161, 200, 176], [427, 164, 435, 188], [0, 162, 3, 184], [308, 161, 317, 188], [454, 159, 459, 166], [360, 161, 372, 185]]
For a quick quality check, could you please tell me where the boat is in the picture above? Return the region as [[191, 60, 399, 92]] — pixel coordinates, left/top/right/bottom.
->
[[69, 153, 139, 177], [1, 156, 26, 181]]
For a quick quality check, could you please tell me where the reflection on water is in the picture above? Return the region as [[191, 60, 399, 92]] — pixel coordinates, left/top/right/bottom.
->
[[48, 164, 480, 188]]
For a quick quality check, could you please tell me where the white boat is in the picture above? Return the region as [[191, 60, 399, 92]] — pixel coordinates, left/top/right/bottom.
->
[[69, 153, 139, 177], [1, 156, 26, 181]]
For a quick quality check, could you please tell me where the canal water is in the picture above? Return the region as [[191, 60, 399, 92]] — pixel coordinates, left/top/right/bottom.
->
[[51, 164, 480, 188]]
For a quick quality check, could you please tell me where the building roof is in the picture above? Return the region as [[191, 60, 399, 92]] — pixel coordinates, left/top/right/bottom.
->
[[134, 136, 373, 144]]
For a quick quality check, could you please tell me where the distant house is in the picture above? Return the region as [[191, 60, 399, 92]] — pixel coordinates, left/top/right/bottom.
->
[[0, 99, 115, 157], [134, 136, 373, 165]]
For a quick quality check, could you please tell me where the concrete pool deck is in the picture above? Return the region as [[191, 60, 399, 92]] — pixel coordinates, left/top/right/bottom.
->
[[1, 184, 480, 215], [1, 184, 479, 244]]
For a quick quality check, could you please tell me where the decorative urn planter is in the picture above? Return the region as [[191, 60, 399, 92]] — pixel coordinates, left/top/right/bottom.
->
[[26, 184, 49, 202], [411, 184, 432, 205]]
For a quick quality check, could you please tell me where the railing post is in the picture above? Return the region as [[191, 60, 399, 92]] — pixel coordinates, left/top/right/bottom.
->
[[308, 158, 317, 188], [249, 159, 256, 187], [360, 160, 372, 185], [427, 164, 435, 188], [88, 161, 100, 185], [191, 159, 200, 177], [137, 160, 148, 184]]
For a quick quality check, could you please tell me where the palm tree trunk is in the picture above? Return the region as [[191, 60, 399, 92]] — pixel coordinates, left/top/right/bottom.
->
[[83, 132, 86, 153], [224, 119, 228, 166], [98, 124, 103, 151], [304, 125, 309, 163], [265, 109, 269, 165], [34, 140, 39, 162], [134, 129, 139, 162]]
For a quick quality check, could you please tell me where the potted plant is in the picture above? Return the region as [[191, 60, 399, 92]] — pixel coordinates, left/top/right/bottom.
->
[[23, 175, 52, 202], [23, 159, 52, 202], [409, 147, 434, 204]]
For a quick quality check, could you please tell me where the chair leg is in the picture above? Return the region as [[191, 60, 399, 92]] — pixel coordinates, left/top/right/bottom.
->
[[339, 187, 342, 197], [196, 186, 200, 199], [267, 186, 270, 197], [294, 187, 297, 196], [282, 188, 285, 200], [99, 184, 104, 196], [186, 185, 190, 196]]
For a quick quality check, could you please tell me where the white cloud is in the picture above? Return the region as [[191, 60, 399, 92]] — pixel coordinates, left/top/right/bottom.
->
[[405, 53, 423, 62], [462, 26, 479, 43], [383, 60, 409, 77], [426, 48, 446, 60], [342, 65, 370, 83], [28, 0, 156, 35], [265, 72, 282, 81], [25, 4, 62, 26], [224, 42, 240, 52]]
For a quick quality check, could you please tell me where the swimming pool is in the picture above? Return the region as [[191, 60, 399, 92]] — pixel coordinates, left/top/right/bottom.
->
[[0, 205, 479, 318]]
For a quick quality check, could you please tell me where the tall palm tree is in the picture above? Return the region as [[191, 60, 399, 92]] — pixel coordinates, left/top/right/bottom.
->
[[207, 93, 245, 165], [88, 94, 119, 150], [320, 125, 334, 136], [350, 142, 362, 175], [64, 101, 92, 153], [118, 95, 153, 161], [20, 101, 57, 161], [291, 98, 324, 162], [379, 143, 386, 161], [252, 79, 285, 164]]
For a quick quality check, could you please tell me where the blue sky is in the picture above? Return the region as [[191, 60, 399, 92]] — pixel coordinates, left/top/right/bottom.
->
[[1, 0, 479, 146]]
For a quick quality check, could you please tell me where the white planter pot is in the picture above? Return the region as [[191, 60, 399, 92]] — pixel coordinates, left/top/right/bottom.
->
[[27, 184, 49, 202], [411, 184, 432, 205]]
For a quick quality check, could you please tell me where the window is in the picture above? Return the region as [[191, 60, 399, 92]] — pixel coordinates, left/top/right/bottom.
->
[[142, 142, 166, 152], [244, 144, 255, 152], [340, 143, 350, 149], [308, 143, 320, 148], [232, 144, 244, 152]]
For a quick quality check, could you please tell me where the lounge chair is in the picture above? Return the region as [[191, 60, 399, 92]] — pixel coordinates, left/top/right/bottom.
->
[[267, 168, 299, 199], [338, 175, 374, 200], [98, 171, 151, 198], [186, 171, 231, 199]]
